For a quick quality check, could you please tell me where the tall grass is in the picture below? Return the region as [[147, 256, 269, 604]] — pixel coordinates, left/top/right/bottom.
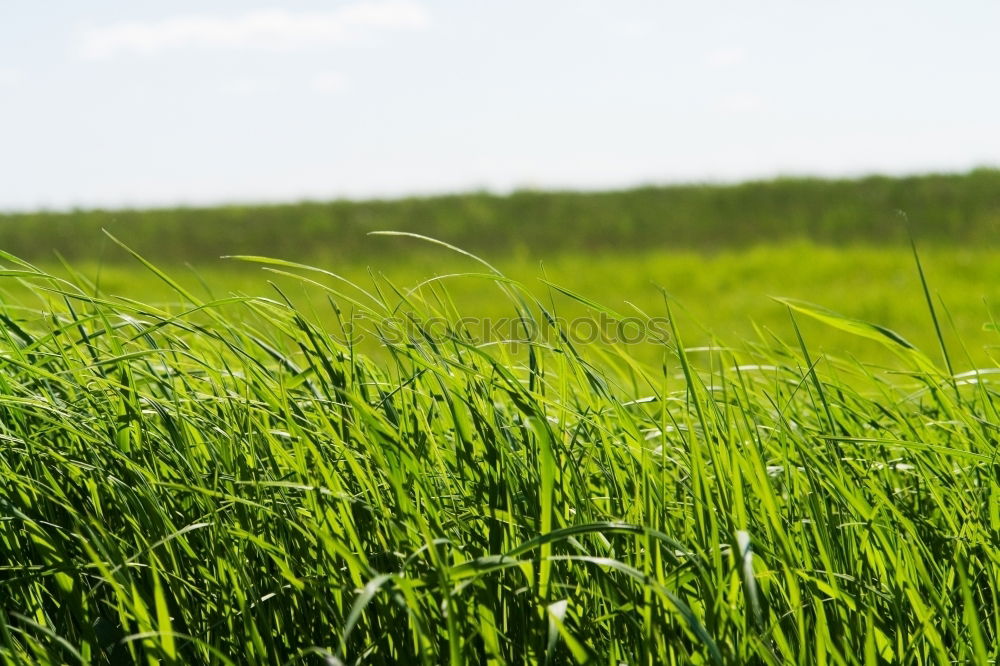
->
[[0, 237, 997, 664]]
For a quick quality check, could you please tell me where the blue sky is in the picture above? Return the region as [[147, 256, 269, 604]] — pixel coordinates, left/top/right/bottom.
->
[[2, 1, 999, 210]]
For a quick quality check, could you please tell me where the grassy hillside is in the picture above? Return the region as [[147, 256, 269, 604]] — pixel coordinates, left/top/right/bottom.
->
[[2, 170, 999, 264]]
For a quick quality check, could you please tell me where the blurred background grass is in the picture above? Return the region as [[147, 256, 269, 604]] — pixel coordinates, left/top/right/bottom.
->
[[2, 169, 998, 368], [5, 170, 1000, 261]]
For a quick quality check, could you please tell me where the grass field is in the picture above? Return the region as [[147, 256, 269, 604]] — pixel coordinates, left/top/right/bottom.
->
[[2, 169, 999, 367], [1, 173, 999, 663], [8, 241, 998, 371], [3, 170, 1000, 264]]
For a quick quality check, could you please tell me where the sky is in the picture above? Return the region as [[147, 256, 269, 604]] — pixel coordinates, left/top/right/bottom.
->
[[1, 1, 999, 211]]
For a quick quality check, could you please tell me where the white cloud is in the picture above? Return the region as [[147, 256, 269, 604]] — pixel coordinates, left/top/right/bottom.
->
[[0, 67, 23, 86], [312, 72, 349, 95], [706, 47, 747, 69], [79, 2, 430, 60], [719, 93, 764, 114], [219, 77, 270, 96], [611, 19, 653, 39]]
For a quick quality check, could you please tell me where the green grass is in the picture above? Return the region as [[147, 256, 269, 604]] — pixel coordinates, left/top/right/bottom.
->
[[3, 169, 997, 371], [16, 240, 1000, 369], [1, 236, 998, 664], [2, 169, 999, 265]]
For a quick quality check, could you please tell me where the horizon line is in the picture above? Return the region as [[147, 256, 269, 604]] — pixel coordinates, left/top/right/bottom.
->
[[3, 164, 998, 216]]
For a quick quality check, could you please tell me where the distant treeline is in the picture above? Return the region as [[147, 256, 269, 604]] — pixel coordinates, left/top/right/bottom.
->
[[2, 170, 999, 263]]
